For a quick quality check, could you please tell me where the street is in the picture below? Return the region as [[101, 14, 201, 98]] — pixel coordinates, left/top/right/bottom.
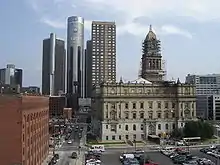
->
[[54, 118, 87, 165]]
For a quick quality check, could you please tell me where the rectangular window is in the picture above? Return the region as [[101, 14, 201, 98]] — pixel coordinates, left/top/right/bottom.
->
[[140, 112, 144, 119], [140, 102, 144, 109], [165, 102, 168, 108], [133, 113, 136, 119], [132, 103, 136, 109], [112, 135, 115, 140], [125, 103, 129, 109]]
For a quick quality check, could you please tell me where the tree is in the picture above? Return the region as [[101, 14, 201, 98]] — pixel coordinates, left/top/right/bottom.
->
[[171, 128, 184, 139], [183, 120, 214, 139]]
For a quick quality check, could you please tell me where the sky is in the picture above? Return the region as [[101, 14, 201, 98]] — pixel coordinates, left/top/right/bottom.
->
[[1, 0, 220, 87]]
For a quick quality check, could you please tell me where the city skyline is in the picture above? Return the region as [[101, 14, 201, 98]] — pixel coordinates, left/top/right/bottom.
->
[[1, 1, 220, 87]]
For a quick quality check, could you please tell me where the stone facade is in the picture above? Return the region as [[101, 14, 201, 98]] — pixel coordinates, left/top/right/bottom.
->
[[91, 79, 196, 142]]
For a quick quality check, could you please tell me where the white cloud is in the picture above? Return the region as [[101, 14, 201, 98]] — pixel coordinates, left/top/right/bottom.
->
[[40, 18, 65, 29], [160, 25, 193, 39], [28, 0, 220, 38]]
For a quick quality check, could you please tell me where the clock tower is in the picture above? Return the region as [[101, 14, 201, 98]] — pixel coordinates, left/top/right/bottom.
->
[[141, 25, 165, 82]]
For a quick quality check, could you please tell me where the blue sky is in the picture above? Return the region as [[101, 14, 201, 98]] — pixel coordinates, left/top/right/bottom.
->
[[1, 0, 220, 87]]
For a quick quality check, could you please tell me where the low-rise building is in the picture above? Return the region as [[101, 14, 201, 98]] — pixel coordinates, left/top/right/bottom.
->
[[91, 78, 197, 142], [0, 94, 49, 165], [63, 108, 72, 120], [49, 96, 66, 118]]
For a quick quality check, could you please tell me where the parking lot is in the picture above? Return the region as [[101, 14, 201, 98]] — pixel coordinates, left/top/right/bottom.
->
[[100, 149, 219, 165]]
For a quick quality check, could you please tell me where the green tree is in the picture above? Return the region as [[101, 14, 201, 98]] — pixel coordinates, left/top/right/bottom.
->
[[183, 120, 213, 139], [171, 128, 184, 139]]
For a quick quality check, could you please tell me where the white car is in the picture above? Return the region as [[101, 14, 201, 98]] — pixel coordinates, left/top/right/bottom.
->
[[67, 140, 72, 144]]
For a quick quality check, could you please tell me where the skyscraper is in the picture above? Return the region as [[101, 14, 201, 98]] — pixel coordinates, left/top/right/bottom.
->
[[42, 33, 66, 96], [141, 25, 165, 82], [67, 16, 85, 97], [91, 21, 116, 85], [85, 40, 92, 97], [0, 64, 23, 87]]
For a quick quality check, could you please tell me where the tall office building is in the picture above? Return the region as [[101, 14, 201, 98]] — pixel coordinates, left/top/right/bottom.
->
[[91, 21, 116, 85], [185, 74, 220, 119], [85, 40, 92, 97], [42, 33, 66, 96], [185, 74, 220, 95], [67, 16, 85, 97], [0, 64, 23, 87]]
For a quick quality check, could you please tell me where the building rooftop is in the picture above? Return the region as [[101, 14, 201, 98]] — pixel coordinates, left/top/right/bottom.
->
[[131, 77, 152, 84], [0, 95, 49, 111]]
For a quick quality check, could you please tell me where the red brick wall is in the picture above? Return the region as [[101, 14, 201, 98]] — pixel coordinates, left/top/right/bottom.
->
[[0, 95, 23, 165], [0, 95, 49, 165], [22, 96, 49, 165]]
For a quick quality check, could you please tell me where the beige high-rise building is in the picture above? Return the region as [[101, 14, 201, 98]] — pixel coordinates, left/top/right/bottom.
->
[[91, 21, 116, 85]]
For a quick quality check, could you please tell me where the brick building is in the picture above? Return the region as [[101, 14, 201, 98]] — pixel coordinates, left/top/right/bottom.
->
[[49, 96, 66, 118], [0, 94, 49, 165]]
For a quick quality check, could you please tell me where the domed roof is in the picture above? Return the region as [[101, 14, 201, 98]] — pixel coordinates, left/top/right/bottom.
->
[[145, 25, 156, 40]]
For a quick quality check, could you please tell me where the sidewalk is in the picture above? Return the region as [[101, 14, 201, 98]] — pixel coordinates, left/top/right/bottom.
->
[[42, 148, 54, 165]]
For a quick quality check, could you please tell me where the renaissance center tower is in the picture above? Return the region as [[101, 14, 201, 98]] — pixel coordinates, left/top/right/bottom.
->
[[67, 16, 85, 98]]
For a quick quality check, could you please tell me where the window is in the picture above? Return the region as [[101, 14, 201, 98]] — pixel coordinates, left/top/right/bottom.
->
[[165, 124, 169, 129], [141, 134, 145, 139], [110, 125, 116, 131], [172, 124, 175, 129], [119, 135, 121, 140], [132, 103, 136, 109], [125, 103, 129, 109], [172, 103, 175, 108], [140, 124, 144, 130], [111, 103, 116, 109], [106, 136, 108, 140], [118, 125, 121, 129], [133, 124, 136, 131], [158, 124, 161, 130], [140, 102, 144, 109], [126, 135, 129, 139], [125, 125, 128, 131], [112, 135, 115, 140], [165, 102, 168, 108], [157, 102, 161, 109], [106, 125, 108, 129], [140, 112, 144, 119], [149, 112, 153, 119], [157, 113, 161, 118], [148, 101, 153, 109], [132, 113, 136, 119]]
